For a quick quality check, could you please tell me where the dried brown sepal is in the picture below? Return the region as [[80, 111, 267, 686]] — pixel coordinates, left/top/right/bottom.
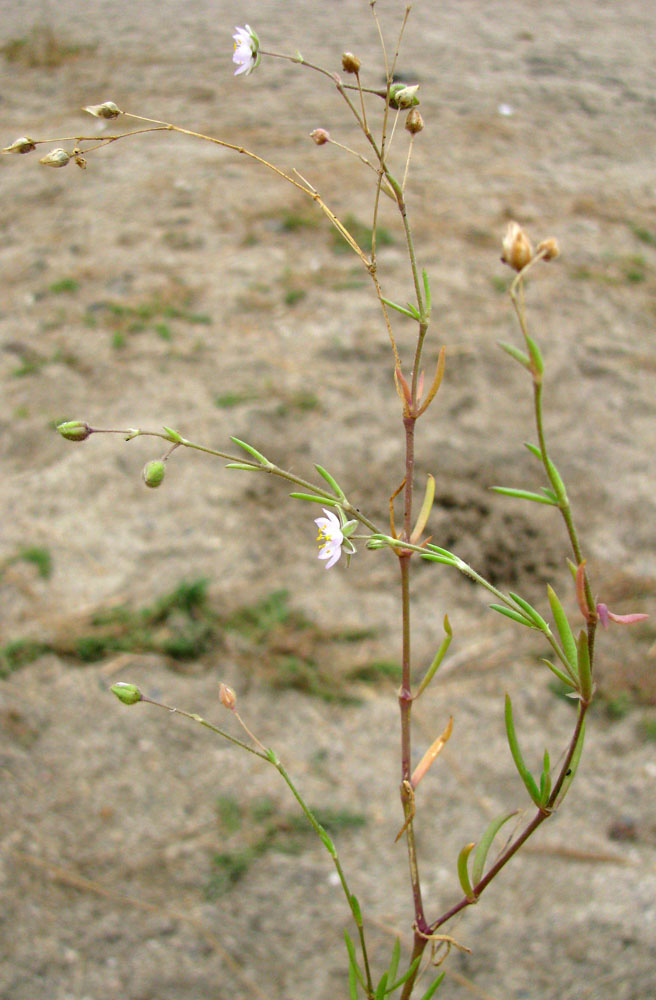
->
[[405, 108, 424, 134], [310, 128, 330, 146], [501, 221, 533, 271], [341, 52, 361, 74], [536, 237, 560, 261], [219, 683, 237, 710]]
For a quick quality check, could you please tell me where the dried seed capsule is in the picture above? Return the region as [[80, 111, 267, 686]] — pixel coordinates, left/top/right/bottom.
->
[[341, 52, 361, 74], [83, 101, 122, 119], [39, 148, 71, 168], [2, 136, 36, 154], [501, 221, 533, 271]]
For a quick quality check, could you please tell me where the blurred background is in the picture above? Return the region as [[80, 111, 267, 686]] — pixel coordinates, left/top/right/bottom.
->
[[1, 2, 655, 998]]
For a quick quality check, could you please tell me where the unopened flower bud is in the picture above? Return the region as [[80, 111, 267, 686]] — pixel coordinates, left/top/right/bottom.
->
[[405, 108, 424, 134], [2, 136, 36, 154], [536, 237, 560, 261], [57, 420, 92, 442], [219, 683, 237, 710], [39, 148, 71, 168], [83, 101, 122, 119], [389, 83, 420, 109], [143, 460, 165, 488], [111, 682, 142, 705], [341, 52, 361, 74], [310, 128, 330, 145], [501, 221, 533, 272]]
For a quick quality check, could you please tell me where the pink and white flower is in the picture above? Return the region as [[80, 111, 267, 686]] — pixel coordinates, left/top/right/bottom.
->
[[314, 509, 344, 569], [232, 25, 260, 77]]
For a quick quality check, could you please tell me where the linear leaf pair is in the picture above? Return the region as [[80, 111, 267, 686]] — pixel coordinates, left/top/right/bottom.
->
[[457, 811, 516, 900], [505, 694, 550, 809]]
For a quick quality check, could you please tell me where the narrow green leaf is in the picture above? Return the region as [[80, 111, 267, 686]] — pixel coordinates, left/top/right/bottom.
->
[[381, 296, 421, 320], [505, 694, 542, 807], [555, 715, 586, 806], [386, 938, 401, 992], [317, 824, 336, 855], [547, 585, 578, 672], [457, 842, 476, 901], [415, 622, 453, 698], [315, 464, 345, 498], [422, 267, 432, 314], [524, 442, 543, 461], [545, 456, 568, 504], [419, 971, 445, 1000], [374, 972, 389, 1000], [540, 487, 559, 502], [410, 473, 435, 543], [508, 592, 549, 631], [425, 543, 457, 559], [387, 956, 422, 993], [471, 811, 517, 886], [349, 893, 363, 928], [539, 748, 552, 806], [577, 630, 593, 702], [230, 436, 268, 465], [344, 930, 365, 988], [498, 340, 531, 370], [420, 551, 458, 566], [490, 486, 558, 506], [225, 462, 260, 471], [349, 962, 358, 1000], [489, 604, 534, 627], [162, 425, 182, 443], [289, 492, 339, 506], [525, 334, 544, 374], [540, 657, 577, 688]]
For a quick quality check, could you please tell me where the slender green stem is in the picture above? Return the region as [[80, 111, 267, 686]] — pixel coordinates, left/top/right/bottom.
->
[[93, 426, 382, 535], [139, 697, 268, 759], [428, 702, 588, 935], [140, 696, 375, 996], [273, 758, 375, 996], [397, 415, 429, 947], [33, 126, 170, 147]]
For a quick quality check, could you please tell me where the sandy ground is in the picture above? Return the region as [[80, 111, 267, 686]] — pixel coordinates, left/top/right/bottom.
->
[[1, 2, 656, 998]]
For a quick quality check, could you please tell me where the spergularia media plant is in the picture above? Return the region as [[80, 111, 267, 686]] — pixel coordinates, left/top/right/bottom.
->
[[6, 5, 648, 998]]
